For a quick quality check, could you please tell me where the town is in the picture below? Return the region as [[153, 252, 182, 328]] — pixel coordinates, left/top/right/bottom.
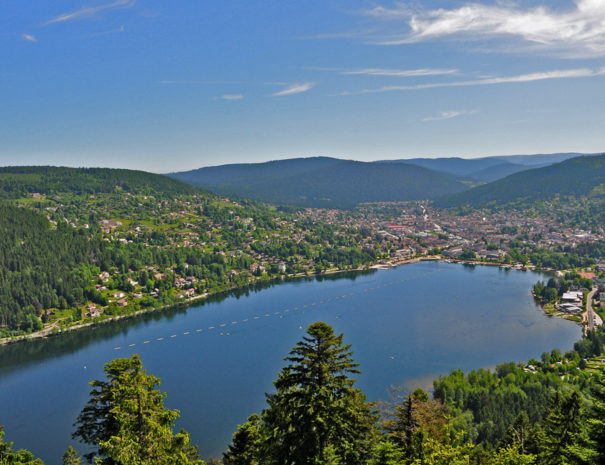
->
[[4, 187, 603, 343]]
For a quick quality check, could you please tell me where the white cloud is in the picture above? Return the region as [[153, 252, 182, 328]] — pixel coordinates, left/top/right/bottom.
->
[[272, 82, 315, 97], [367, 0, 605, 57], [217, 94, 244, 100], [422, 110, 478, 122], [159, 80, 247, 85], [337, 67, 605, 95], [45, 0, 136, 25], [341, 68, 458, 77], [89, 25, 125, 37], [21, 34, 37, 42]]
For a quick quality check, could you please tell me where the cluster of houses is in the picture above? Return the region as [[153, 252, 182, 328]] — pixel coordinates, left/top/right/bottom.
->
[[305, 201, 605, 266]]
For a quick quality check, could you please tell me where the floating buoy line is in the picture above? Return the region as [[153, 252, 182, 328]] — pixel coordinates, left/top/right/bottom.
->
[[112, 270, 443, 351]]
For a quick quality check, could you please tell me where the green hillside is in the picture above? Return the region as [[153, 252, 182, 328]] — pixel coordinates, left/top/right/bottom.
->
[[391, 153, 589, 181], [0, 166, 201, 199], [0, 204, 99, 332], [436, 154, 605, 208], [171, 158, 470, 208]]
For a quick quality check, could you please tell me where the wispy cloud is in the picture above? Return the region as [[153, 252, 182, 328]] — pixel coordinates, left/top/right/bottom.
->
[[306, 66, 458, 77], [216, 94, 244, 101], [337, 67, 605, 95], [159, 80, 248, 85], [272, 82, 315, 97], [366, 0, 605, 57], [44, 0, 135, 25], [88, 25, 125, 37], [342, 68, 458, 77], [422, 110, 478, 122], [21, 34, 37, 42]]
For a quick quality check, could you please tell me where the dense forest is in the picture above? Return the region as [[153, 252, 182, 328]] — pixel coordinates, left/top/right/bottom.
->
[[171, 159, 470, 208], [1, 322, 604, 464], [0, 166, 201, 199], [0, 171, 385, 337], [436, 154, 605, 208], [0, 204, 98, 333], [0, 203, 239, 336]]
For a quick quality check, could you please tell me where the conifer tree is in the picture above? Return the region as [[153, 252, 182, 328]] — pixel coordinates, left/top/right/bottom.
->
[[540, 390, 583, 465], [260, 321, 378, 465], [223, 414, 261, 465], [62, 446, 81, 465], [567, 374, 605, 464], [73, 354, 203, 464]]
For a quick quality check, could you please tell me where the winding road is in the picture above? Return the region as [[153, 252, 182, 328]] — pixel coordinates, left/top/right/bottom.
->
[[586, 287, 603, 332]]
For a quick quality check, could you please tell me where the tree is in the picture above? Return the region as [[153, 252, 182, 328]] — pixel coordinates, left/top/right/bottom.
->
[[502, 412, 536, 456], [260, 322, 378, 465], [369, 441, 405, 465], [491, 443, 536, 465], [567, 373, 605, 464], [384, 388, 449, 462], [0, 426, 44, 464], [223, 414, 261, 465], [62, 446, 81, 465], [72, 354, 203, 464], [540, 391, 583, 465]]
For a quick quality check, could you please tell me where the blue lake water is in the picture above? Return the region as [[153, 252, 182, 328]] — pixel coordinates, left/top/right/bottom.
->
[[0, 261, 581, 463]]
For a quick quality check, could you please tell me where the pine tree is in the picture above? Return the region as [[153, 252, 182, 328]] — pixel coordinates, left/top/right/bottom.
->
[[502, 412, 533, 455], [540, 390, 583, 465], [72, 354, 203, 464], [385, 388, 449, 462], [567, 373, 605, 464], [62, 446, 81, 465], [223, 414, 261, 465], [260, 321, 378, 465]]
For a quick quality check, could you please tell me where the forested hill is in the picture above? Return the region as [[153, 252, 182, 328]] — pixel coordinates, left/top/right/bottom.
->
[[0, 204, 99, 332], [0, 166, 201, 199], [170, 156, 342, 187], [436, 154, 605, 208], [384, 152, 587, 182], [171, 158, 470, 208]]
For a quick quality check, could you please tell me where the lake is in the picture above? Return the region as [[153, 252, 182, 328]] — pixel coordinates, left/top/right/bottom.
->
[[0, 261, 581, 463]]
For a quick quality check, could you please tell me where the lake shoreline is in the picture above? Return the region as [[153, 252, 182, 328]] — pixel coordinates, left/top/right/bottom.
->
[[0, 260, 583, 463], [0, 256, 560, 346]]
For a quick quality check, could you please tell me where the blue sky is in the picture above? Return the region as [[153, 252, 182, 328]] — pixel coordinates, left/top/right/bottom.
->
[[2, 0, 605, 171]]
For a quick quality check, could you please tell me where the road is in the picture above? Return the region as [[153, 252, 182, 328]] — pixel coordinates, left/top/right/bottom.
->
[[586, 287, 603, 332]]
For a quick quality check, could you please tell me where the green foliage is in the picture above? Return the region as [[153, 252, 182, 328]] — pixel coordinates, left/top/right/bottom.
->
[[72, 354, 203, 464], [490, 443, 536, 465], [4, 324, 605, 465], [567, 373, 605, 465], [459, 251, 476, 261], [540, 391, 583, 465], [171, 158, 470, 209], [0, 426, 44, 464], [383, 389, 450, 462], [223, 414, 261, 465], [0, 166, 200, 199], [433, 364, 564, 445], [260, 322, 378, 465], [61, 446, 81, 465], [437, 154, 605, 208], [369, 441, 405, 465], [0, 204, 98, 333]]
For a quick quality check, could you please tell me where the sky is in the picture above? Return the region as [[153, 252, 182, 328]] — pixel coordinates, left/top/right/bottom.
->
[[2, 0, 605, 172]]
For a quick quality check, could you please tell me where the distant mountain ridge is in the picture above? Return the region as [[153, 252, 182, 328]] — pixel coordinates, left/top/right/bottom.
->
[[170, 158, 470, 208], [436, 154, 605, 208], [384, 152, 592, 182], [169, 152, 601, 208], [0, 166, 201, 199]]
